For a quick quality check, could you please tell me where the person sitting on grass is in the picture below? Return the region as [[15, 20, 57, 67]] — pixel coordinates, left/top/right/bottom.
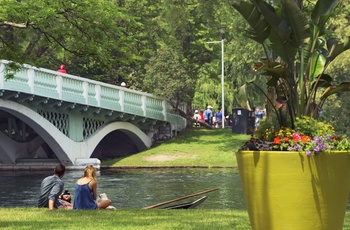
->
[[37, 163, 67, 210], [73, 165, 112, 210]]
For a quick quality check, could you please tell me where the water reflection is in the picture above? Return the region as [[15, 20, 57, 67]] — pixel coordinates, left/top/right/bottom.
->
[[1, 168, 246, 209]]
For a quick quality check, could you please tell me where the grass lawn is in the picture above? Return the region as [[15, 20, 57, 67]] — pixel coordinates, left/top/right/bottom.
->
[[0, 208, 251, 230], [1, 208, 350, 230], [103, 127, 249, 168]]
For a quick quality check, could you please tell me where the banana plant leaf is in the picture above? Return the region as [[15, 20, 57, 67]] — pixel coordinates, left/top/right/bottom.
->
[[327, 37, 350, 61], [231, 1, 270, 44], [311, 0, 342, 27], [309, 49, 327, 81], [310, 74, 332, 90], [320, 82, 350, 100]]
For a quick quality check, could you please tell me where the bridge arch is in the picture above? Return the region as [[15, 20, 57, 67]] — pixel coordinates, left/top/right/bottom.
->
[[0, 99, 151, 166], [87, 122, 152, 160], [0, 99, 77, 165]]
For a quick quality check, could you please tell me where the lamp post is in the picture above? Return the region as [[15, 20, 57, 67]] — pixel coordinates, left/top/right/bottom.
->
[[220, 25, 226, 129], [207, 25, 226, 128]]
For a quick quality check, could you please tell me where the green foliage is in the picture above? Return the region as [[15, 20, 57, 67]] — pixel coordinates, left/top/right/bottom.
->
[[0, 0, 141, 82], [321, 92, 350, 136], [232, 0, 350, 129], [193, 11, 266, 113], [144, 47, 195, 107], [294, 116, 335, 137], [318, 1, 350, 135], [193, 63, 224, 110], [0, 0, 348, 124], [254, 118, 279, 141], [337, 136, 350, 151], [3, 61, 22, 80]]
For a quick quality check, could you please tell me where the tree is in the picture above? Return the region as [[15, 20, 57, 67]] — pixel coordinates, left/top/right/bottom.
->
[[0, 0, 140, 80], [144, 48, 195, 113]]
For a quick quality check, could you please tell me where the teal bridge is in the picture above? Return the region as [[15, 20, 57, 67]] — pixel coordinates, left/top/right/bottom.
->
[[0, 60, 186, 169]]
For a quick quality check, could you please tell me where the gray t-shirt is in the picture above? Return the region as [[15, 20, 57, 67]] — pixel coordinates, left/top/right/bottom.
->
[[37, 175, 64, 208]]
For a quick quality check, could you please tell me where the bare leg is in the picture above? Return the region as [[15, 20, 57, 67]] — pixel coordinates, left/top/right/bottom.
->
[[97, 199, 112, 209]]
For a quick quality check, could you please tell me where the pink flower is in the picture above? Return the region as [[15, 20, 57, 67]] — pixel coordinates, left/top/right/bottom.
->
[[292, 132, 301, 141]]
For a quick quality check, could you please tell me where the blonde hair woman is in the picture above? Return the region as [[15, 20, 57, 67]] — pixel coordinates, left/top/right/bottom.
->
[[73, 165, 112, 210]]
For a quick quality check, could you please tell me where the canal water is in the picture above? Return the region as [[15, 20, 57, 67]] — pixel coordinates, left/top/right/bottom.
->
[[0, 168, 247, 210]]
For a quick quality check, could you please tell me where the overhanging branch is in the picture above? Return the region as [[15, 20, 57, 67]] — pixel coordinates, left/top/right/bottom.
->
[[0, 21, 31, 28]]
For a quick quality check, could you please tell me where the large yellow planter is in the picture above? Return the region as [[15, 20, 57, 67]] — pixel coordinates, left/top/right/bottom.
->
[[236, 151, 350, 230]]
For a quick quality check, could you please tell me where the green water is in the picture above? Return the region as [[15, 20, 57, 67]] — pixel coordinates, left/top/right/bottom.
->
[[1, 168, 246, 209]]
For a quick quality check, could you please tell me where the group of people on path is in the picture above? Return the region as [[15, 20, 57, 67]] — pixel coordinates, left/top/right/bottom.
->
[[193, 105, 225, 128], [38, 163, 112, 210]]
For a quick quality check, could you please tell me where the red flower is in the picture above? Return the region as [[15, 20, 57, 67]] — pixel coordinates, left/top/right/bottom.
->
[[301, 136, 310, 143], [283, 137, 289, 142], [274, 136, 281, 144], [336, 136, 342, 141]]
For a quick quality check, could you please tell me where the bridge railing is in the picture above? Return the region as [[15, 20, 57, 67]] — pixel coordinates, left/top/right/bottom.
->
[[0, 60, 186, 129]]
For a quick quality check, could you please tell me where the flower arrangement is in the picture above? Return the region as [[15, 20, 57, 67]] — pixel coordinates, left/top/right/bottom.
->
[[242, 116, 350, 155]]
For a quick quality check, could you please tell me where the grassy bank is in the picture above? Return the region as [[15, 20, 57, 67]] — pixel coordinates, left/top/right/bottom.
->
[[1, 208, 350, 230], [103, 127, 249, 168], [0, 208, 250, 230]]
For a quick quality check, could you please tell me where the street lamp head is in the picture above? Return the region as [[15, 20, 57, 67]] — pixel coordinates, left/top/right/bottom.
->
[[220, 25, 226, 39]]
